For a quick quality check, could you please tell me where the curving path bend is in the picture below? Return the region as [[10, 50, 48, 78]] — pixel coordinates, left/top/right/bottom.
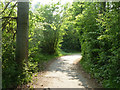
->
[[28, 54, 101, 88]]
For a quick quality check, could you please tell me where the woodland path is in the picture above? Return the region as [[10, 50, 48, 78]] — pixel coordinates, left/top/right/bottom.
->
[[28, 54, 102, 88]]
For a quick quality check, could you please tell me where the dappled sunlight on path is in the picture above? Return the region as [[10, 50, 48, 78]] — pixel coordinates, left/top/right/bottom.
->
[[31, 54, 101, 88], [44, 55, 84, 88]]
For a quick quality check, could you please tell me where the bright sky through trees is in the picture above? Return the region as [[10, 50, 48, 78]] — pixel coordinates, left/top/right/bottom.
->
[[32, 0, 73, 6]]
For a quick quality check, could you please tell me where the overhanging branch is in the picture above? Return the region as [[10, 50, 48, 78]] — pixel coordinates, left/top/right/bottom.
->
[[0, 1, 11, 15]]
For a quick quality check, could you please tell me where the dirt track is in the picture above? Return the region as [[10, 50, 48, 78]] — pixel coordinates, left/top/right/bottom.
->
[[28, 54, 102, 88]]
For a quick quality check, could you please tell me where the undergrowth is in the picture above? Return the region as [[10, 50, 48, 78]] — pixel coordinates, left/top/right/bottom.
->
[[2, 51, 64, 88]]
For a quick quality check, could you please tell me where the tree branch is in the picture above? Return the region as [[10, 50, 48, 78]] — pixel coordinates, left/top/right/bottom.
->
[[2, 2, 17, 31], [1, 17, 17, 19], [0, 2, 11, 15]]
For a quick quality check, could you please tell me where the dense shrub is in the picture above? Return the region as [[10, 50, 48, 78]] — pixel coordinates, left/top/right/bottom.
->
[[75, 2, 120, 88]]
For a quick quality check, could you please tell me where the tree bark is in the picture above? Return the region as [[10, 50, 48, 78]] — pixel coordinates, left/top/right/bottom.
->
[[16, 0, 29, 69]]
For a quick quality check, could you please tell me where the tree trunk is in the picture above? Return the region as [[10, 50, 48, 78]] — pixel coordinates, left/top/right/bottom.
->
[[16, 0, 29, 70]]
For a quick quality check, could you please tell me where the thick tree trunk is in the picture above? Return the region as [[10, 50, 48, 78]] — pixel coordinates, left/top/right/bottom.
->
[[16, 1, 29, 69]]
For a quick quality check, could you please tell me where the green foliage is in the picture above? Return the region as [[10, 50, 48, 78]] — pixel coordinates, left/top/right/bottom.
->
[[60, 2, 82, 52], [61, 23, 81, 52], [75, 2, 120, 88], [2, 1, 120, 89], [2, 2, 18, 88], [29, 2, 63, 55]]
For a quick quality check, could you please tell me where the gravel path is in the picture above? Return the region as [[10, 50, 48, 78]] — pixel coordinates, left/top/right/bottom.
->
[[28, 54, 101, 88]]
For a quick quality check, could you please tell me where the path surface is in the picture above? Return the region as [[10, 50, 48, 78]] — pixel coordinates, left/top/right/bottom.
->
[[29, 54, 101, 88]]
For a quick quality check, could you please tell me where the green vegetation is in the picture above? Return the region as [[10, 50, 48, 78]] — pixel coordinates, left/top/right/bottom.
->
[[74, 2, 120, 88], [2, 0, 120, 88], [60, 2, 81, 52]]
